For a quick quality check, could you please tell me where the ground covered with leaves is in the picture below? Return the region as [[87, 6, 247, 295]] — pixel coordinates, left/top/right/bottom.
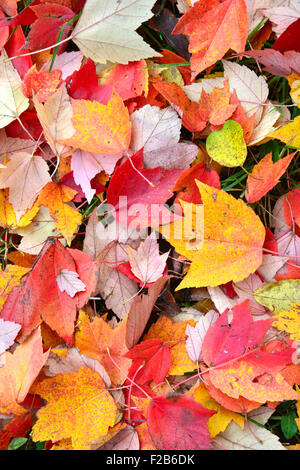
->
[[0, 0, 300, 451]]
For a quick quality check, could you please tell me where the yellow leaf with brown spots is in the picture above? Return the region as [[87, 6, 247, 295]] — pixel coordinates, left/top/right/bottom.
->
[[31, 367, 118, 450], [188, 381, 244, 438], [60, 90, 131, 154], [209, 361, 300, 403], [144, 315, 197, 375], [36, 181, 82, 245], [0, 265, 30, 310], [161, 181, 265, 289], [272, 303, 300, 341]]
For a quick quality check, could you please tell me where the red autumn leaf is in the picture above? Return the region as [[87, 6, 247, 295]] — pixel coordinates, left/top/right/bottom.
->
[[26, 3, 75, 51], [152, 79, 207, 132], [172, 0, 248, 79], [0, 238, 97, 345], [273, 18, 300, 53], [0, 413, 33, 450], [245, 152, 296, 204], [174, 163, 221, 204], [107, 149, 184, 228], [4, 25, 32, 79], [22, 65, 62, 102], [147, 394, 215, 450], [201, 299, 274, 367], [67, 58, 113, 103], [282, 188, 300, 228], [124, 338, 171, 385]]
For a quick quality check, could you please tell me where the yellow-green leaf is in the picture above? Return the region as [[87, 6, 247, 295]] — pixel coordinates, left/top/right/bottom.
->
[[206, 120, 247, 167]]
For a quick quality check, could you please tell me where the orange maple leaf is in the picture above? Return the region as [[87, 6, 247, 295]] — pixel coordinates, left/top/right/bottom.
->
[[173, 0, 248, 79], [60, 89, 131, 154]]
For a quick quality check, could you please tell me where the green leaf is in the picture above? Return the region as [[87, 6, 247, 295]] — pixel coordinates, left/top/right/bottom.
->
[[8, 437, 28, 450], [281, 413, 298, 440]]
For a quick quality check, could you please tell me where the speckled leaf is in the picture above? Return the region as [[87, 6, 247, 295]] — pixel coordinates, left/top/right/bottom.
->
[[206, 120, 247, 167], [61, 90, 131, 154], [31, 367, 118, 450]]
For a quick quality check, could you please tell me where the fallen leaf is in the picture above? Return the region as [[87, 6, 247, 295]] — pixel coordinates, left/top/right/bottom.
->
[[72, 0, 160, 64], [31, 367, 118, 450], [206, 120, 247, 167], [172, 0, 248, 79]]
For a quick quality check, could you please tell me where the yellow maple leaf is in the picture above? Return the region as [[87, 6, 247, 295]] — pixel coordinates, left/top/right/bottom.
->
[[31, 367, 118, 450], [161, 181, 265, 289], [60, 90, 131, 155], [36, 181, 82, 245], [75, 311, 131, 386]]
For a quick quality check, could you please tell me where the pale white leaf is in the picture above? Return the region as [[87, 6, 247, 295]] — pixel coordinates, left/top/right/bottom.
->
[[185, 310, 219, 363], [13, 206, 63, 255], [0, 49, 29, 128], [0, 152, 51, 216], [127, 232, 169, 284], [208, 286, 237, 314], [257, 254, 286, 282], [223, 60, 269, 125], [96, 241, 138, 319], [98, 425, 139, 450], [0, 129, 36, 163], [214, 407, 285, 450], [0, 319, 21, 355], [72, 0, 161, 64], [130, 105, 198, 169], [56, 269, 86, 297], [34, 83, 75, 158], [234, 274, 266, 316], [42, 51, 83, 80], [184, 77, 226, 102], [264, 3, 300, 36], [45, 347, 111, 387], [248, 101, 281, 146], [71, 149, 119, 203]]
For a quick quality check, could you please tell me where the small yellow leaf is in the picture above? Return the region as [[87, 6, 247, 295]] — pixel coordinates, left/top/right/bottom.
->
[[206, 120, 247, 167]]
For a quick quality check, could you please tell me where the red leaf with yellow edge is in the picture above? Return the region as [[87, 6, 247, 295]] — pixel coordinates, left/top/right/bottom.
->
[[0, 327, 49, 416], [161, 181, 265, 289], [147, 394, 215, 450], [22, 65, 62, 102], [172, 0, 248, 79], [1, 238, 97, 345], [36, 181, 82, 245], [31, 367, 118, 450], [245, 152, 296, 204], [144, 315, 197, 375], [75, 311, 131, 386], [60, 89, 131, 155]]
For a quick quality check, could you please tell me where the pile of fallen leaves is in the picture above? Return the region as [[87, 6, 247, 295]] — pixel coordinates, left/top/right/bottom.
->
[[0, 0, 300, 451]]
